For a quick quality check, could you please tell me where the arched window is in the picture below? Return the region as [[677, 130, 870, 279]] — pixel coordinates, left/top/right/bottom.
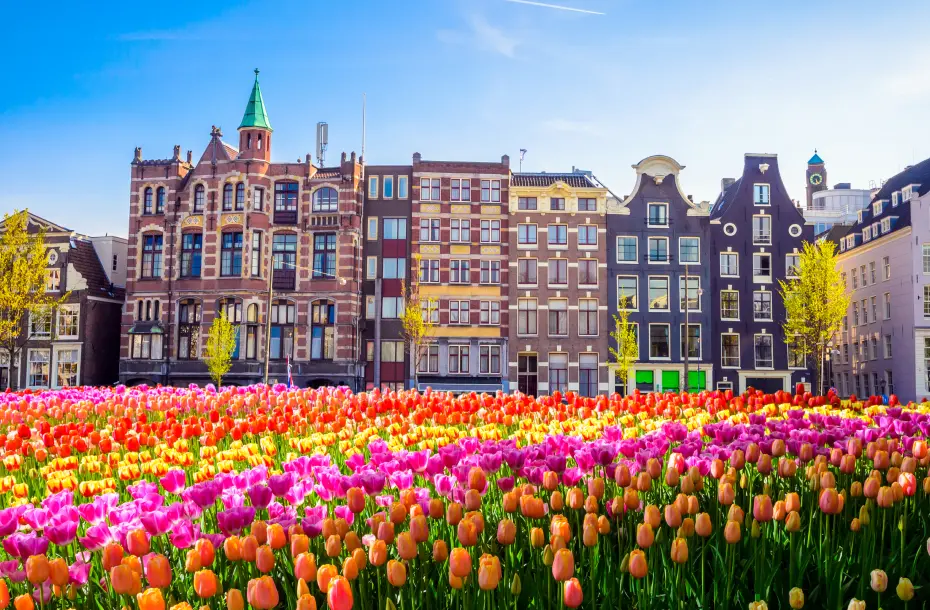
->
[[218, 298, 242, 359], [269, 299, 295, 360], [245, 304, 259, 359], [140, 234, 163, 279], [313, 187, 338, 213], [143, 187, 153, 215], [155, 187, 166, 214], [258, 134, 263, 150], [194, 184, 205, 213], [235, 183, 245, 211], [178, 299, 202, 360], [223, 183, 234, 211], [310, 300, 335, 360], [246, 133, 252, 150]]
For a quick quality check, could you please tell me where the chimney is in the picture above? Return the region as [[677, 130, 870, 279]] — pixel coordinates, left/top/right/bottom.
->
[[412, 152, 421, 163], [173, 145, 181, 161], [721, 177, 736, 192], [501, 154, 510, 167], [341, 152, 347, 163], [186, 150, 193, 164], [350, 151, 357, 163], [133, 147, 142, 164]]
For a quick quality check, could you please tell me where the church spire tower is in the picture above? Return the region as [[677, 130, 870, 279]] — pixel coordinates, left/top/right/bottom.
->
[[238, 69, 272, 162], [805, 149, 826, 209]]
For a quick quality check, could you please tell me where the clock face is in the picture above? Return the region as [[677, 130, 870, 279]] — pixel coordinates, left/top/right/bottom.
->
[[810, 173, 823, 186]]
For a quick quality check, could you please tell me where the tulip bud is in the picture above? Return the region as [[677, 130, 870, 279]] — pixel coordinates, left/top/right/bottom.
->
[[619, 552, 630, 573], [695, 513, 713, 538], [748, 602, 768, 610], [788, 587, 805, 609], [551, 549, 574, 582], [563, 578, 583, 608], [724, 520, 741, 544], [670, 537, 688, 564], [628, 549, 648, 579], [870, 569, 888, 592], [896, 577, 915, 601], [858, 505, 870, 527], [542, 545, 554, 567], [636, 523, 654, 549], [510, 571, 522, 595]]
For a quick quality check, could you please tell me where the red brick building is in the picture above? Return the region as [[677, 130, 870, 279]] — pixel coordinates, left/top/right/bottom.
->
[[120, 71, 364, 388]]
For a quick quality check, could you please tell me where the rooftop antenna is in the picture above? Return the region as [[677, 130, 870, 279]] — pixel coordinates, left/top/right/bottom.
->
[[316, 122, 328, 167], [361, 93, 367, 162], [519, 148, 527, 172]]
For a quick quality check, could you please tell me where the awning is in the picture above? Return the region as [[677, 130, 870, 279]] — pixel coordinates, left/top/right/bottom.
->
[[128, 322, 164, 334]]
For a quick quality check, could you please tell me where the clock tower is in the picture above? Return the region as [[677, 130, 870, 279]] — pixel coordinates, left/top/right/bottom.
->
[[805, 149, 826, 209]]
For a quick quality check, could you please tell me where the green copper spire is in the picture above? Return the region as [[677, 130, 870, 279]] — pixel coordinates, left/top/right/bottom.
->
[[808, 149, 823, 165], [239, 69, 272, 131]]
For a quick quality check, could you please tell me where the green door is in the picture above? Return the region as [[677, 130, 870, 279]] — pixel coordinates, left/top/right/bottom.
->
[[687, 370, 707, 392], [635, 370, 654, 392], [661, 370, 680, 392]]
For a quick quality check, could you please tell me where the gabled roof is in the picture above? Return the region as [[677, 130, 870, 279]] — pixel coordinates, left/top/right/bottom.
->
[[710, 178, 742, 219], [0, 211, 71, 234], [870, 156, 930, 202], [511, 173, 602, 188], [239, 69, 272, 131], [69, 238, 125, 300], [808, 150, 824, 165]]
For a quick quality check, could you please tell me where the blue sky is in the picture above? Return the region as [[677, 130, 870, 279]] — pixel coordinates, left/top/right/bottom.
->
[[2, 0, 929, 237]]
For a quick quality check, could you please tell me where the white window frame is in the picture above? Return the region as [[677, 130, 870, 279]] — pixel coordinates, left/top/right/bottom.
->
[[450, 219, 471, 243], [56, 304, 80, 340], [366, 257, 377, 279], [721, 333, 740, 368], [368, 176, 379, 199], [616, 236, 637, 264], [647, 236, 670, 264], [27, 348, 51, 389], [648, 323, 671, 360], [647, 203, 669, 228], [787, 336, 805, 370], [578, 298, 599, 337], [448, 344, 470, 375], [479, 260, 500, 285], [679, 276, 700, 312], [52, 345, 81, 388], [680, 323, 701, 360], [577, 225, 598, 248], [547, 224, 569, 248], [449, 259, 470, 284], [420, 218, 441, 243], [29, 310, 52, 339], [547, 298, 569, 337], [753, 334, 774, 369], [450, 178, 471, 202], [679, 236, 700, 265], [884, 292, 891, 320], [367, 217, 378, 241], [419, 177, 440, 202], [397, 176, 409, 199], [720, 290, 739, 321], [449, 300, 471, 325], [647, 276, 670, 312], [752, 215, 772, 245], [517, 223, 538, 247], [785, 253, 800, 279], [883, 256, 891, 280], [720, 252, 739, 277], [753, 183, 770, 206], [418, 344, 440, 373], [881, 217, 891, 233], [479, 344, 501, 375], [884, 335, 893, 359], [479, 300, 500, 325], [480, 220, 501, 244], [752, 253, 773, 283], [517, 258, 538, 287], [753, 290, 773, 321], [616, 275, 638, 311]]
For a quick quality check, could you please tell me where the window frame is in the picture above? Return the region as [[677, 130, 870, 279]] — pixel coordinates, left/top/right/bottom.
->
[[517, 258, 538, 286], [648, 323, 671, 360], [578, 298, 598, 337], [220, 231, 244, 277], [547, 258, 568, 287], [616, 276, 638, 311], [647, 276, 670, 312], [616, 236, 637, 264], [721, 333, 740, 368], [179, 232, 202, 279], [720, 290, 739, 321], [647, 203, 668, 228], [753, 333, 774, 369]]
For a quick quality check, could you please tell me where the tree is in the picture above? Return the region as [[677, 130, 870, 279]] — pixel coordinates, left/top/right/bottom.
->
[[779, 239, 850, 395], [0, 210, 70, 390], [400, 253, 436, 391], [203, 311, 238, 387], [609, 296, 639, 396]]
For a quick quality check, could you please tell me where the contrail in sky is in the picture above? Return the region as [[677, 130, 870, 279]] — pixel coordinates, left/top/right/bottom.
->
[[504, 0, 606, 15]]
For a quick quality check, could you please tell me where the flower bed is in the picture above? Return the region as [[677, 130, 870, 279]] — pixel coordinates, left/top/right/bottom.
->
[[0, 384, 924, 609]]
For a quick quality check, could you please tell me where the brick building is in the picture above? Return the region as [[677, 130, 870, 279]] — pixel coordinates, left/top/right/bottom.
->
[[410, 153, 510, 392], [120, 71, 365, 388], [0, 213, 125, 389], [509, 171, 610, 396]]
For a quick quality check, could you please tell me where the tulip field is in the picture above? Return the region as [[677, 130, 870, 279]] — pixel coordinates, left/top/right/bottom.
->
[[0, 385, 926, 610]]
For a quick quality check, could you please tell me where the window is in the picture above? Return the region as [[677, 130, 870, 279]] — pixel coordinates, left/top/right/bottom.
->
[[450, 260, 470, 283], [29, 310, 51, 339], [54, 348, 79, 387], [366, 257, 377, 279], [398, 176, 409, 199], [579, 299, 598, 336], [384, 218, 407, 240], [180, 233, 202, 278], [313, 187, 339, 213], [131, 333, 163, 360], [649, 324, 670, 359], [235, 183, 245, 210], [853, 302, 860, 325], [518, 299, 537, 335], [861, 299, 868, 324], [871, 296, 878, 322], [787, 336, 805, 369], [753, 291, 773, 321], [720, 252, 738, 276], [616, 236, 637, 263], [155, 187, 166, 214], [579, 354, 598, 397], [578, 198, 597, 212], [383, 176, 394, 199], [647, 203, 668, 227], [578, 259, 597, 286], [269, 300, 295, 360], [449, 300, 471, 325], [843, 344, 850, 363], [141, 234, 163, 279], [863, 227, 872, 242], [143, 187, 153, 214], [617, 276, 637, 310], [250, 232, 263, 277], [842, 315, 848, 331], [449, 345, 470, 374], [272, 234, 298, 289], [754, 334, 774, 368], [883, 292, 891, 320], [648, 277, 669, 311], [518, 258, 537, 285], [786, 254, 800, 278], [753, 184, 770, 206], [480, 220, 500, 243], [28, 350, 50, 388], [548, 259, 568, 285], [193, 184, 205, 212], [547, 224, 568, 246], [752, 215, 772, 245], [721, 290, 739, 320], [420, 299, 438, 323], [681, 324, 701, 359], [480, 179, 501, 203], [548, 354, 568, 393], [57, 305, 79, 339], [871, 336, 879, 361], [721, 334, 740, 368], [547, 197, 565, 211], [418, 344, 440, 374], [884, 335, 893, 359], [310, 301, 335, 360], [518, 224, 537, 245], [450, 219, 471, 243], [45, 268, 60, 292], [420, 178, 440, 201], [752, 253, 772, 280], [220, 232, 243, 277], [274, 182, 300, 222], [480, 260, 500, 284], [870, 262, 877, 284], [480, 345, 501, 375], [518, 355, 538, 396], [365, 296, 376, 320], [381, 341, 404, 364], [420, 219, 441, 242], [679, 237, 700, 264], [860, 265, 867, 287], [925, 286, 930, 317], [223, 183, 234, 211], [577, 225, 598, 247], [383, 258, 406, 279], [679, 277, 700, 312], [419, 259, 439, 283], [883, 256, 891, 280], [548, 299, 568, 336], [219, 298, 242, 359], [252, 187, 264, 211], [480, 301, 500, 325], [178, 299, 201, 360], [647, 237, 669, 263], [518, 197, 537, 210], [367, 218, 378, 241], [312, 233, 337, 279], [451, 179, 471, 202], [851, 271, 858, 289]]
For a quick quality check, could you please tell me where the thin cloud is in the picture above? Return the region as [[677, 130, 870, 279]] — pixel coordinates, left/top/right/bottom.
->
[[437, 14, 520, 58], [504, 0, 605, 15], [117, 30, 194, 42]]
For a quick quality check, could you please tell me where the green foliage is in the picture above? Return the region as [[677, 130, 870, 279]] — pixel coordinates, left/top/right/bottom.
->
[[400, 253, 435, 389], [204, 311, 238, 387], [609, 296, 638, 392]]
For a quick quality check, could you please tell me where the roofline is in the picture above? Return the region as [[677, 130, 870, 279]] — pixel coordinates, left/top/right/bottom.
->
[[744, 153, 778, 158]]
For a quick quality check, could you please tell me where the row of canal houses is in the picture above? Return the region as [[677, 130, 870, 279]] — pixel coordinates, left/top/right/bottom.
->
[[121, 74, 814, 395]]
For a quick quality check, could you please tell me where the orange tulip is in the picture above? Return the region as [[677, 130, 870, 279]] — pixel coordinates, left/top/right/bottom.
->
[[295, 552, 318, 582], [785, 511, 801, 533], [629, 549, 648, 579], [718, 482, 735, 506], [127, 529, 151, 557], [327, 576, 353, 610], [47, 558, 68, 588], [397, 532, 417, 560], [266, 524, 286, 550], [468, 467, 487, 491], [250, 521, 268, 545], [369, 540, 387, 567], [457, 518, 478, 547], [25, 555, 49, 585], [450, 547, 471, 578], [224, 537, 243, 562], [193, 570, 218, 598], [145, 554, 172, 589], [552, 548, 574, 581], [325, 535, 342, 558], [670, 537, 688, 563], [432, 540, 449, 562], [446, 502, 463, 526], [636, 523, 654, 548], [387, 559, 407, 587], [347, 487, 366, 513], [317, 564, 338, 593], [753, 495, 773, 523], [246, 576, 279, 610], [226, 589, 244, 610], [342, 557, 358, 581], [497, 519, 516, 545], [122, 555, 143, 577], [0, 580, 8, 610], [297, 579, 311, 598], [194, 539, 215, 568], [564, 578, 583, 608], [409, 514, 429, 543], [297, 594, 317, 610], [478, 554, 501, 590], [724, 520, 741, 544], [13, 595, 33, 610], [111, 564, 142, 596], [185, 548, 202, 573], [137, 587, 166, 610], [291, 534, 310, 558], [102, 543, 124, 571], [664, 504, 682, 529]]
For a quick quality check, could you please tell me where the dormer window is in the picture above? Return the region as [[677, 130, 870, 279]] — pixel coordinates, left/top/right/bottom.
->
[[872, 201, 883, 216], [892, 192, 900, 207], [857, 210, 865, 224], [840, 240, 846, 252], [881, 217, 891, 233], [872, 222, 880, 237], [863, 227, 871, 242], [753, 184, 770, 206]]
